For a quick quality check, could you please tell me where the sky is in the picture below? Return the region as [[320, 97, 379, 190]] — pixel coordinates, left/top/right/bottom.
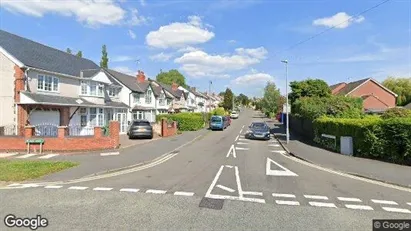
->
[[0, 0, 410, 97]]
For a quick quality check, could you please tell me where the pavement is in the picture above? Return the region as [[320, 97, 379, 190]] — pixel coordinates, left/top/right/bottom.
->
[[1, 109, 410, 230], [273, 123, 411, 188]]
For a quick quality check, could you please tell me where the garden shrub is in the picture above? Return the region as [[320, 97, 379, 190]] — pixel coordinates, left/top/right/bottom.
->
[[381, 107, 411, 119], [156, 113, 204, 131]]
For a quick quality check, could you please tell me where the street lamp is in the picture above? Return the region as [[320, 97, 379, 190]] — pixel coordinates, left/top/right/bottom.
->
[[281, 60, 290, 144]]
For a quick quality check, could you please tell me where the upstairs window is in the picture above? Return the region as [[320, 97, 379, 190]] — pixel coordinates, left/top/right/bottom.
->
[[38, 75, 59, 92], [133, 93, 141, 104], [145, 88, 152, 104], [108, 87, 119, 97], [159, 92, 165, 106], [80, 80, 104, 97]]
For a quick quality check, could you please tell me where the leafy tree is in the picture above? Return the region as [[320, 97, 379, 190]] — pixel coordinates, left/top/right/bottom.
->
[[218, 91, 225, 97], [236, 93, 250, 106], [66, 48, 72, 54], [382, 77, 411, 106], [156, 69, 187, 88], [261, 82, 282, 117], [100, 45, 109, 68], [76, 51, 83, 58], [222, 88, 234, 110], [289, 79, 331, 105]]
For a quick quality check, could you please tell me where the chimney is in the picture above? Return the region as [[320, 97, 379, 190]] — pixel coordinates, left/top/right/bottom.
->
[[172, 82, 179, 91], [191, 87, 196, 92], [137, 70, 146, 83]]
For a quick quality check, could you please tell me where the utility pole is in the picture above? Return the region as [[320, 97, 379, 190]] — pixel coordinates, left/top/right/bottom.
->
[[208, 80, 212, 113], [232, 94, 235, 111], [281, 60, 290, 144]]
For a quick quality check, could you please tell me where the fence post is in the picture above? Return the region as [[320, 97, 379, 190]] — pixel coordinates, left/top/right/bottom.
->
[[94, 127, 103, 138], [109, 121, 120, 148], [58, 126, 67, 139], [24, 126, 34, 138]]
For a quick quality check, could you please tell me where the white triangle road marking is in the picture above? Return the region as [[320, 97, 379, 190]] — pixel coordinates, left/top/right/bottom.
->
[[266, 158, 298, 176], [216, 184, 236, 193], [226, 145, 237, 158]]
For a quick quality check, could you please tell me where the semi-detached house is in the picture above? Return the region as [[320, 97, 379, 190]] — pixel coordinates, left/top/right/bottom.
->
[[0, 29, 128, 136]]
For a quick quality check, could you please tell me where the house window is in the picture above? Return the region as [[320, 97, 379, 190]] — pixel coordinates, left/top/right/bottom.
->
[[159, 92, 165, 106], [38, 75, 59, 92], [90, 82, 97, 96], [80, 115, 87, 127], [81, 81, 88, 95], [98, 108, 104, 126], [98, 84, 104, 97], [133, 112, 144, 120], [89, 108, 97, 126], [191, 99, 195, 105], [133, 93, 140, 104], [80, 81, 104, 97], [108, 87, 119, 97], [145, 89, 152, 104], [167, 99, 172, 105]]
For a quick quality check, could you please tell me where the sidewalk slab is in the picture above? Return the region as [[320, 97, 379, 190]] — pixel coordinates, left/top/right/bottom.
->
[[30, 129, 210, 182], [272, 123, 411, 188]]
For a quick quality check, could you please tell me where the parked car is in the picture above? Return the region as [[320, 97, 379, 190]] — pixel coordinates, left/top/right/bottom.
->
[[245, 122, 271, 140], [209, 115, 228, 131], [127, 120, 153, 139], [230, 111, 239, 119]]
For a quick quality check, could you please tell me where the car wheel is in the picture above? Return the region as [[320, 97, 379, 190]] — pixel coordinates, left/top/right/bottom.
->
[[128, 135, 133, 139]]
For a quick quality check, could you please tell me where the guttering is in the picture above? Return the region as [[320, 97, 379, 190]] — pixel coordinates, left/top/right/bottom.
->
[[27, 67, 82, 80]]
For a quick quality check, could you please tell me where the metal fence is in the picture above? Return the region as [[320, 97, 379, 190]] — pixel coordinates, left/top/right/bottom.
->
[[34, 124, 58, 137], [0, 124, 21, 136], [68, 125, 94, 136]]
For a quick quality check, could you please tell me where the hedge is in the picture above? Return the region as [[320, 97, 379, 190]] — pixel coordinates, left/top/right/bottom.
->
[[156, 112, 204, 131], [313, 116, 411, 165], [381, 107, 411, 119]]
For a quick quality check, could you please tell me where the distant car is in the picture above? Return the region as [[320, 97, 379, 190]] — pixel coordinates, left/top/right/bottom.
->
[[230, 111, 239, 119], [210, 115, 226, 131], [128, 120, 153, 139], [245, 122, 271, 140]]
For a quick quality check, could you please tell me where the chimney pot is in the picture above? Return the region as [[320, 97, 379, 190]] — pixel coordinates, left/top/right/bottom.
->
[[136, 70, 146, 83]]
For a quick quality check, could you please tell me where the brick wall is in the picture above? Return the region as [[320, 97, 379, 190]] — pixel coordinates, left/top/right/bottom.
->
[[161, 119, 177, 137], [0, 121, 120, 153]]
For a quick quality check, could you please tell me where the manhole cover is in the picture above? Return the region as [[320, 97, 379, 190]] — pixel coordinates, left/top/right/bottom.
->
[[199, 197, 224, 210]]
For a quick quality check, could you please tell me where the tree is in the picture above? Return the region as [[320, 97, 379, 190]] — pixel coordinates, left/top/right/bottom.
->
[[66, 48, 72, 54], [156, 69, 187, 88], [289, 79, 331, 105], [100, 45, 109, 68], [261, 82, 282, 117], [236, 93, 250, 106], [218, 92, 225, 97], [382, 77, 411, 106], [76, 51, 83, 58], [222, 88, 234, 110]]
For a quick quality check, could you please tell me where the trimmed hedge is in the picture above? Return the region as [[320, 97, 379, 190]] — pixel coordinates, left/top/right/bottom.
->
[[156, 112, 204, 131], [313, 116, 411, 165], [381, 107, 411, 119]]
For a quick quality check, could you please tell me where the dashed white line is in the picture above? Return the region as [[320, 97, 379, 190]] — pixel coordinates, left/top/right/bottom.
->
[[16, 154, 36, 159], [7, 183, 22, 187], [275, 200, 300, 206], [236, 142, 249, 145], [268, 144, 280, 147], [235, 135, 239, 141], [0, 153, 19, 158], [407, 202, 411, 206], [242, 191, 263, 196], [272, 193, 296, 198], [100, 152, 120, 156], [344, 204, 374, 210], [174, 191, 195, 196], [235, 147, 249, 150], [238, 138, 247, 141], [309, 202, 337, 208], [93, 187, 113, 191], [382, 207, 411, 214], [239, 129, 243, 134], [304, 195, 329, 200], [38, 154, 59, 159], [146, 189, 167, 194], [68, 186, 88, 190], [371, 199, 398, 205], [44, 185, 63, 189], [242, 125, 245, 129], [271, 150, 287, 154], [216, 184, 236, 193], [337, 197, 362, 202], [120, 188, 140, 193]]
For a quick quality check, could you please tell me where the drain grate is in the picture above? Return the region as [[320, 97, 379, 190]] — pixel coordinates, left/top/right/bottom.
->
[[199, 197, 224, 210]]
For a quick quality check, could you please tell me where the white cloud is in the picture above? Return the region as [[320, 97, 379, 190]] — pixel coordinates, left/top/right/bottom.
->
[[231, 72, 274, 85], [140, 0, 146, 6], [146, 15, 215, 49], [127, 8, 148, 26], [313, 12, 364, 29], [111, 55, 135, 62], [174, 47, 268, 77], [149, 52, 173, 62], [177, 46, 201, 53], [113, 66, 135, 75], [128, 29, 136, 39]]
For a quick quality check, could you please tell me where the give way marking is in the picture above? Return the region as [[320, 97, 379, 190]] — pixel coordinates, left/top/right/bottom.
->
[[266, 157, 298, 176]]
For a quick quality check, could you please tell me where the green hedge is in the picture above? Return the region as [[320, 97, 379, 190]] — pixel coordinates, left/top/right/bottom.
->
[[313, 116, 411, 165], [381, 107, 411, 119], [156, 112, 204, 131]]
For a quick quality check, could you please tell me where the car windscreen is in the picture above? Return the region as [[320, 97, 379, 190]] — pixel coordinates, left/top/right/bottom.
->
[[211, 117, 222, 122], [133, 121, 150, 126], [251, 123, 266, 129]]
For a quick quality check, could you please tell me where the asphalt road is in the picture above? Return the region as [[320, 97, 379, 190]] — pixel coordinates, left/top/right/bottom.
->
[[1, 109, 411, 230]]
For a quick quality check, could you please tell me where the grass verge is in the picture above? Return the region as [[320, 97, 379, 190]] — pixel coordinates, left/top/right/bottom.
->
[[0, 159, 78, 182]]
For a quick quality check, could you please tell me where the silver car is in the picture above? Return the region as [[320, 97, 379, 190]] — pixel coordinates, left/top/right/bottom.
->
[[127, 120, 153, 139]]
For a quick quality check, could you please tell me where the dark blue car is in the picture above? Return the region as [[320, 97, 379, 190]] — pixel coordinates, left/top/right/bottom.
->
[[245, 122, 271, 140]]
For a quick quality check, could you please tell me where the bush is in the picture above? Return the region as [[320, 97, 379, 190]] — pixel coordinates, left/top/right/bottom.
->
[[156, 113, 204, 131], [313, 116, 411, 165], [381, 107, 411, 119]]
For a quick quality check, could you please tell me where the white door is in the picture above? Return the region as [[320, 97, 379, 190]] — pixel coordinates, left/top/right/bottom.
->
[[30, 110, 60, 136], [116, 113, 127, 133]]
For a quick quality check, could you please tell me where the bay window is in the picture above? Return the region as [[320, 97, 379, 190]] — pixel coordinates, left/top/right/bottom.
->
[[80, 80, 104, 97], [80, 107, 105, 127], [38, 75, 59, 92]]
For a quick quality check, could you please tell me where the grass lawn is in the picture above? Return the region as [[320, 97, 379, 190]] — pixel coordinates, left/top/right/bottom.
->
[[0, 159, 78, 182]]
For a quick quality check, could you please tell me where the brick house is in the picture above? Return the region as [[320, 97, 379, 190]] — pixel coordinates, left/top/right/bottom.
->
[[0, 29, 128, 136], [330, 78, 398, 112]]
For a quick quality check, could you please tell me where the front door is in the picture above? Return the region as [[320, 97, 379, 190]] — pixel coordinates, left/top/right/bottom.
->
[[116, 113, 127, 133]]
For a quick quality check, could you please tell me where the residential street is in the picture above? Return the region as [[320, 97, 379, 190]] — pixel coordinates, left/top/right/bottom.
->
[[1, 109, 410, 230]]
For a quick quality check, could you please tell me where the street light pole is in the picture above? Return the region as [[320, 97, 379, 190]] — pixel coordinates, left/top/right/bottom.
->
[[281, 60, 290, 144]]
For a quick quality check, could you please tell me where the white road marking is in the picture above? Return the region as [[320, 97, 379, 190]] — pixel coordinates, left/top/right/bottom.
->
[[382, 207, 411, 214], [44, 185, 63, 189], [235, 135, 239, 141], [276, 200, 300, 206], [38, 154, 59, 159], [407, 202, 411, 206], [272, 193, 296, 198], [337, 197, 362, 202], [271, 150, 287, 154], [93, 187, 113, 191], [225, 165, 233, 168], [242, 191, 263, 196], [239, 129, 243, 133], [345, 204, 374, 210], [68, 186, 88, 190], [238, 138, 247, 141], [0, 153, 19, 158], [205, 194, 266, 203], [226, 145, 237, 158], [268, 144, 280, 147], [304, 195, 329, 200], [309, 202, 337, 208], [174, 191, 195, 196], [100, 152, 120, 156], [242, 125, 245, 129], [7, 183, 22, 187], [7, 183, 41, 188], [216, 184, 236, 193], [236, 142, 249, 145], [16, 154, 36, 159], [120, 188, 139, 193], [235, 147, 249, 150], [266, 158, 298, 176], [371, 199, 398, 205], [146, 189, 167, 194]]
